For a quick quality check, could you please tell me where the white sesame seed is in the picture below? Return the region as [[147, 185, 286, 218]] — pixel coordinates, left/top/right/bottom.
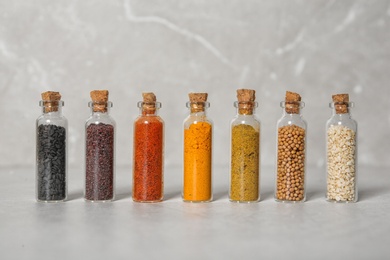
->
[[327, 125, 357, 202]]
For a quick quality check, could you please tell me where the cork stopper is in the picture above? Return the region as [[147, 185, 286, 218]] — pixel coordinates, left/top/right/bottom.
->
[[142, 92, 157, 113], [237, 89, 256, 115], [41, 91, 61, 113], [189, 93, 208, 113], [285, 91, 301, 114], [332, 93, 349, 114], [90, 90, 109, 113]]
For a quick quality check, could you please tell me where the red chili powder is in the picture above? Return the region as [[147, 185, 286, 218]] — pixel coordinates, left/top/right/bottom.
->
[[133, 116, 164, 202]]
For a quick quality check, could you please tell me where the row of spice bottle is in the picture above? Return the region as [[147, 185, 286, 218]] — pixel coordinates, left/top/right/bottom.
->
[[36, 90, 358, 204]]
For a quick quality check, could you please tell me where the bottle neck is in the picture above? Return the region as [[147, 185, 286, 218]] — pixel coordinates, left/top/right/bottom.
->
[[187, 101, 209, 114], [236, 109, 253, 116], [282, 110, 303, 118], [234, 101, 257, 116], [90, 109, 110, 116], [331, 109, 351, 118], [330, 102, 353, 117], [189, 110, 207, 117], [138, 101, 161, 116], [89, 101, 112, 114], [40, 100, 64, 115], [42, 108, 62, 116], [280, 101, 304, 117], [140, 108, 159, 116]]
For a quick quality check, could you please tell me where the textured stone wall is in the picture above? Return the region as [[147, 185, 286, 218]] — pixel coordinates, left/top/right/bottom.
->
[[1, 0, 389, 167]]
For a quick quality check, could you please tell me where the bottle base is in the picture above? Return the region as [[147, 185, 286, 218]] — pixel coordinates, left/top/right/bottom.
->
[[326, 198, 357, 203], [229, 198, 260, 203], [36, 198, 66, 203], [132, 198, 163, 203], [183, 198, 212, 203], [84, 198, 114, 203], [274, 198, 305, 203]]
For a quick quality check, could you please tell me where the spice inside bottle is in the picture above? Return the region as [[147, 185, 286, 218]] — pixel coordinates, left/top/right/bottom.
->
[[85, 90, 115, 202], [183, 93, 213, 202], [326, 94, 357, 203], [275, 91, 306, 203], [133, 92, 164, 203], [230, 89, 260, 203], [36, 91, 67, 202]]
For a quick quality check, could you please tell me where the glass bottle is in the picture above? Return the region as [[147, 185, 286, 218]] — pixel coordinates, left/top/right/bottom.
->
[[275, 91, 307, 203], [36, 91, 67, 202], [229, 89, 260, 203], [326, 94, 357, 203], [85, 90, 115, 202], [133, 92, 164, 203], [183, 93, 213, 202]]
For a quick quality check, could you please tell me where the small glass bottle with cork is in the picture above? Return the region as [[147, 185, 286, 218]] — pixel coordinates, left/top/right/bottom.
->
[[326, 93, 357, 203], [133, 92, 164, 203], [183, 93, 213, 202], [275, 91, 307, 203], [229, 89, 260, 203], [85, 90, 115, 202], [36, 91, 67, 202]]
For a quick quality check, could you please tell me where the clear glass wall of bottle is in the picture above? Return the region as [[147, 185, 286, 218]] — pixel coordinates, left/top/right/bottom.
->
[[326, 101, 357, 203], [275, 101, 307, 203], [36, 99, 68, 202], [85, 101, 115, 202], [133, 100, 164, 203], [183, 101, 213, 202], [229, 101, 260, 203]]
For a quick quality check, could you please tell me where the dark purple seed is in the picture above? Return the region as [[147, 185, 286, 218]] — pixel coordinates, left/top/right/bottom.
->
[[85, 123, 114, 201]]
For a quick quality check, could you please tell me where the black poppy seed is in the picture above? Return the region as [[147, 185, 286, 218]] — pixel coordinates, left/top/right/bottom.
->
[[37, 124, 66, 201]]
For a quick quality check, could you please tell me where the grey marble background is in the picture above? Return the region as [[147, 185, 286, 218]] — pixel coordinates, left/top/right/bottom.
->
[[0, 0, 389, 168]]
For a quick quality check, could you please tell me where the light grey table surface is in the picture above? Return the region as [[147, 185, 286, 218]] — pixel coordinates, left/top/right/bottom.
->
[[1, 165, 389, 260]]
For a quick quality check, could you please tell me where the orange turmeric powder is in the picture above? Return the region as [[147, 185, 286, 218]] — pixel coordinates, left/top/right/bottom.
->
[[183, 121, 212, 202]]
